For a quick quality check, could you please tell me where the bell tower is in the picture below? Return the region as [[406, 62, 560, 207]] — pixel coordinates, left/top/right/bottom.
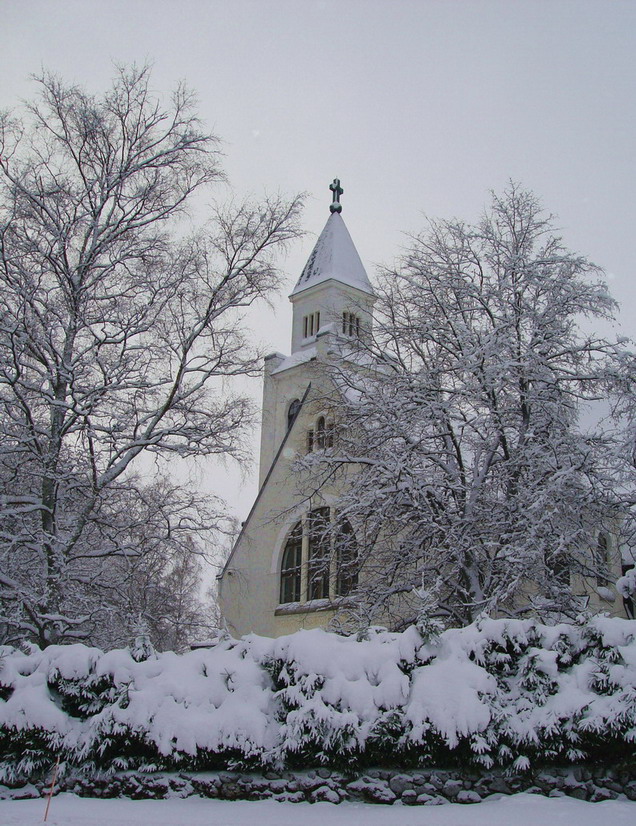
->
[[258, 179, 376, 482], [289, 178, 375, 355], [218, 179, 375, 637]]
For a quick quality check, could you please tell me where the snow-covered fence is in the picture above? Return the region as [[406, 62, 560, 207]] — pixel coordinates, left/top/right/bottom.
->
[[0, 616, 635, 783]]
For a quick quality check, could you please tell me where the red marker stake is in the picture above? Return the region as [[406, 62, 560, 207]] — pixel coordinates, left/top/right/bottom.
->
[[43, 756, 60, 822]]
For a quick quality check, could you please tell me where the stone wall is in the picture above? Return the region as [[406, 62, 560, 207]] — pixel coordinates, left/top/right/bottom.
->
[[2, 766, 635, 804]]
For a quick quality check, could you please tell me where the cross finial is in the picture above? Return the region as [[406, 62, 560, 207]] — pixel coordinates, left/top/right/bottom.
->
[[329, 178, 343, 213]]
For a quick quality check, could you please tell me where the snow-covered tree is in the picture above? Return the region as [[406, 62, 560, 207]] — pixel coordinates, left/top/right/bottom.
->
[[309, 185, 629, 629], [0, 66, 303, 646]]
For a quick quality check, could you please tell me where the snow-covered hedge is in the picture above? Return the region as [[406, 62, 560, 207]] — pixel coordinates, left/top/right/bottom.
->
[[1, 616, 635, 783]]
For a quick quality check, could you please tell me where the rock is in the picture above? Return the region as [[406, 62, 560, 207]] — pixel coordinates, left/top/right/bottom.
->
[[316, 768, 332, 779], [590, 786, 617, 802], [534, 774, 557, 792], [428, 774, 445, 791], [401, 789, 418, 805], [218, 772, 239, 783], [219, 782, 242, 800], [423, 794, 448, 805], [566, 787, 588, 800], [442, 779, 464, 799], [389, 774, 413, 796], [456, 790, 482, 804], [488, 776, 512, 795], [294, 774, 324, 792], [624, 781, 636, 801], [413, 782, 437, 795], [311, 785, 341, 804], [0, 784, 39, 800], [281, 791, 306, 803], [168, 777, 193, 798], [346, 778, 396, 804]]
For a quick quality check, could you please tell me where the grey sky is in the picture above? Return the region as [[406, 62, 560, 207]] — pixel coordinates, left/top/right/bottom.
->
[[2, 0, 636, 526]]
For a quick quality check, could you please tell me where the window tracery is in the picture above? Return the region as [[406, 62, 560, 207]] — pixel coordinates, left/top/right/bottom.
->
[[279, 507, 358, 605]]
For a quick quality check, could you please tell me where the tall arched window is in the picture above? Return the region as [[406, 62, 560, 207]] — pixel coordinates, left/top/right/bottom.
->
[[279, 508, 358, 606], [316, 416, 326, 449], [287, 398, 301, 430], [308, 507, 330, 600], [335, 517, 358, 596], [280, 521, 303, 604], [596, 533, 610, 585]]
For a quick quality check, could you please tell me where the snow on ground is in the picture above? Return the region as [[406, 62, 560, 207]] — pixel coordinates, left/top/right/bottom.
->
[[1, 793, 635, 826]]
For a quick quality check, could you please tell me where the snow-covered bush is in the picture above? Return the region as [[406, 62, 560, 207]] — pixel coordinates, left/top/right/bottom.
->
[[0, 617, 635, 783]]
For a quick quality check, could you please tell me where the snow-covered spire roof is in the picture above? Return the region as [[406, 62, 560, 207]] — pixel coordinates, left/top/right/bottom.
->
[[291, 210, 374, 297]]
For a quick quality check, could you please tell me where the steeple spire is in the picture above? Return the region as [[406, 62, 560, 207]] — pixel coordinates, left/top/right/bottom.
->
[[329, 178, 343, 213]]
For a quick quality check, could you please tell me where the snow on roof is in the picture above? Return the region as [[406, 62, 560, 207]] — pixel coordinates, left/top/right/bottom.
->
[[291, 212, 374, 297], [270, 345, 317, 374]]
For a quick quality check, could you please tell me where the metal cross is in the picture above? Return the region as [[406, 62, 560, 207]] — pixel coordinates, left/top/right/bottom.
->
[[329, 178, 343, 213]]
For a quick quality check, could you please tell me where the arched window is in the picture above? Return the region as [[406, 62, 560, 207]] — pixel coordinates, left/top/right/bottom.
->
[[308, 417, 333, 452], [596, 533, 610, 586], [287, 398, 301, 430], [279, 507, 358, 605], [316, 416, 326, 449], [280, 520, 303, 604], [335, 517, 358, 596], [308, 507, 330, 600]]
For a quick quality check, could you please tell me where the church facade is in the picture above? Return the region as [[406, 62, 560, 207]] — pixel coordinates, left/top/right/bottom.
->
[[217, 183, 376, 637], [217, 182, 633, 638]]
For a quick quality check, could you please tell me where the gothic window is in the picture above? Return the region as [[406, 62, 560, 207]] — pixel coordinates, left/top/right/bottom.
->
[[316, 416, 326, 449], [280, 521, 303, 604], [335, 517, 358, 596], [311, 416, 333, 451], [307, 507, 330, 600], [287, 398, 301, 430], [279, 508, 358, 605], [596, 533, 610, 586]]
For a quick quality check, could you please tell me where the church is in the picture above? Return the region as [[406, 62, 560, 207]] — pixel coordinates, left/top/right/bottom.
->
[[217, 180, 377, 637], [217, 181, 634, 638]]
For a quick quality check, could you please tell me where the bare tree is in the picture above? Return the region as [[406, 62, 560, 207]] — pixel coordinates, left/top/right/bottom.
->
[[308, 185, 628, 629], [0, 66, 303, 646]]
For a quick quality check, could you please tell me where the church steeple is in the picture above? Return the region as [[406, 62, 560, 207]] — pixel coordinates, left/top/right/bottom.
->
[[290, 211, 374, 298], [289, 180, 375, 353], [291, 179, 374, 298]]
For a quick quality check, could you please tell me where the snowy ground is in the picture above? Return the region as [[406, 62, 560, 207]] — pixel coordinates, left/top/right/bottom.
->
[[1, 793, 635, 826]]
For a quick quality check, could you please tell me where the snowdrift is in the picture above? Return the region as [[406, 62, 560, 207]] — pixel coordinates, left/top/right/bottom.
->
[[0, 616, 635, 782]]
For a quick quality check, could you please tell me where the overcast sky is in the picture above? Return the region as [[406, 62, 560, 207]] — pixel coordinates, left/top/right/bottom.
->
[[3, 0, 636, 529]]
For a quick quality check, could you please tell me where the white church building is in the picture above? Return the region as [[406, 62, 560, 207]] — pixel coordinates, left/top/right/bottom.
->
[[217, 181, 634, 638]]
